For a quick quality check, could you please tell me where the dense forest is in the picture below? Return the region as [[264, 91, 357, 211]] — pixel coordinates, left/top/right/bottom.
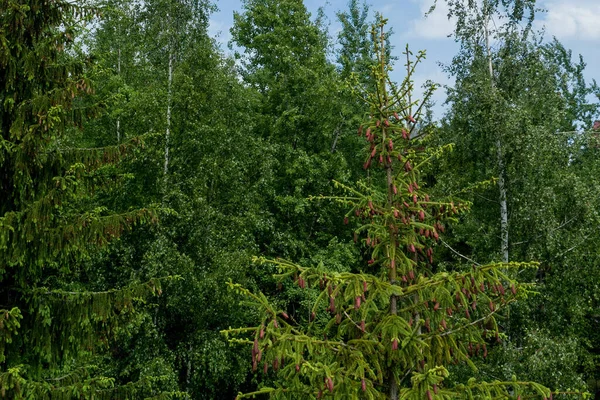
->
[[1, 0, 600, 398]]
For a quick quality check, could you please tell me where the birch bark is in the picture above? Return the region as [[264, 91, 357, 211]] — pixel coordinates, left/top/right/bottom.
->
[[483, 4, 509, 262]]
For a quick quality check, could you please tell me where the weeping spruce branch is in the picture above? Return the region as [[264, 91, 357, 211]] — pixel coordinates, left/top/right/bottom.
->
[[0, 1, 175, 397], [222, 17, 554, 400]]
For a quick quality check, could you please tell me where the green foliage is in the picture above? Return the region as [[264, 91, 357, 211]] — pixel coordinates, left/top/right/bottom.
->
[[77, 0, 287, 396], [0, 0, 171, 397], [223, 18, 554, 400], [336, 0, 373, 83], [5, 0, 600, 397], [433, 0, 600, 394]]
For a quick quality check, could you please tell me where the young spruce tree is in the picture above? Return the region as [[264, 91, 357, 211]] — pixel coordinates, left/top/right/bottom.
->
[[224, 19, 553, 400]]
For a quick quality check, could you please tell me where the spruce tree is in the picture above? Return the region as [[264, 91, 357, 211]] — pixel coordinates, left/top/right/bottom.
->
[[224, 19, 553, 400], [0, 1, 168, 397]]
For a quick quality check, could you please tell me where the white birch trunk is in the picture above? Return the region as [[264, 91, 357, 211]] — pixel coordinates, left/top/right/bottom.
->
[[163, 50, 173, 177], [117, 44, 121, 143], [484, 7, 509, 263]]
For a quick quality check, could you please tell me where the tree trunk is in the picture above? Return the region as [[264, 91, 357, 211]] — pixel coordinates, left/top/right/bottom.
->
[[163, 42, 173, 179], [117, 43, 121, 143], [484, 5, 509, 262], [330, 120, 342, 153], [376, 25, 399, 400], [186, 343, 193, 388], [497, 140, 509, 262]]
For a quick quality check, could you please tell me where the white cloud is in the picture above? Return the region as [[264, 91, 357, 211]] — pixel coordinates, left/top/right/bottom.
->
[[408, 0, 455, 40], [538, 0, 600, 40]]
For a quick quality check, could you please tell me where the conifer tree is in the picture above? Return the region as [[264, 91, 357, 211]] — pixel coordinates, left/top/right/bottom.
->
[[223, 18, 554, 400], [0, 1, 169, 397]]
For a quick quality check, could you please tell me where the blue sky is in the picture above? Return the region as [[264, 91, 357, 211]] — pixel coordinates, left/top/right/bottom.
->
[[208, 0, 600, 117]]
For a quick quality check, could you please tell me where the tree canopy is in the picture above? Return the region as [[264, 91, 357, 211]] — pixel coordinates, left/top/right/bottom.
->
[[1, 0, 599, 398]]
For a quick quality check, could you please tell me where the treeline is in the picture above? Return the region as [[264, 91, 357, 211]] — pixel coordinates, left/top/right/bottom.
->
[[1, 0, 600, 399]]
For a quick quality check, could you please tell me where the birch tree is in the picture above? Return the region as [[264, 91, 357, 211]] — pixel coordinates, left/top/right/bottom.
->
[[432, 0, 600, 391], [140, 0, 213, 187]]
